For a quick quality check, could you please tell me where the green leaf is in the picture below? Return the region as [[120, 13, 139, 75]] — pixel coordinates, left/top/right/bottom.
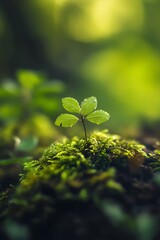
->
[[16, 136, 39, 152], [62, 97, 81, 113], [17, 70, 43, 89], [86, 110, 110, 124], [81, 96, 97, 116], [55, 114, 79, 127]]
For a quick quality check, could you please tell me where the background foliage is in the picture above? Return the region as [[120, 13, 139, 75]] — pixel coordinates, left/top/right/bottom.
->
[[0, 0, 160, 135]]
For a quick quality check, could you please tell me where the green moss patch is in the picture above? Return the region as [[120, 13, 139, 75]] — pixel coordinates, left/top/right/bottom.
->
[[1, 130, 160, 240]]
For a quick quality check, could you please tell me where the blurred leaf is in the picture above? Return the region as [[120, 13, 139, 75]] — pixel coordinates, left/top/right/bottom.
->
[[36, 81, 65, 95], [86, 110, 110, 124], [153, 173, 160, 186], [0, 156, 32, 166], [16, 136, 39, 152], [81, 96, 97, 116], [33, 97, 59, 113], [106, 179, 124, 192], [0, 81, 19, 96], [17, 70, 43, 89], [19, 114, 57, 142], [0, 104, 21, 120], [29, 114, 54, 135], [4, 220, 30, 240], [79, 188, 88, 200], [100, 200, 126, 224], [62, 97, 81, 113], [55, 114, 79, 127], [136, 213, 157, 240]]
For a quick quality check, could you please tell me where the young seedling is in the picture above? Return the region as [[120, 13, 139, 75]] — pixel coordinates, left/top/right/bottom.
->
[[55, 96, 110, 140]]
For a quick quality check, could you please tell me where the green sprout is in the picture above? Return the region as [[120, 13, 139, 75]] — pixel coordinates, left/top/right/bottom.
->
[[55, 96, 110, 140]]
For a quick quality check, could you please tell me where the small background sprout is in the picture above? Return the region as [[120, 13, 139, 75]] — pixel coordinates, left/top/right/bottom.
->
[[55, 96, 110, 140]]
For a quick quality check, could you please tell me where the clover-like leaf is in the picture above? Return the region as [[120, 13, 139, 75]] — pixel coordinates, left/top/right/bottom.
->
[[62, 97, 81, 113], [55, 96, 110, 140], [86, 110, 110, 124], [81, 96, 97, 116], [55, 114, 79, 127]]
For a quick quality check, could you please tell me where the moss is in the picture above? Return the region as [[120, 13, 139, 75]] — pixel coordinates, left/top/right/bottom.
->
[[15, 129, 147, 200], [23, 129, 147, 176], [149, 149, 160, 172], [10, 130, 147, 210], [5, 130, 160, 239]]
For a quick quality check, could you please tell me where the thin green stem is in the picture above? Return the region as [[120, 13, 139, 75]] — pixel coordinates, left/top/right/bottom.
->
[[81, 115, 87, 141]]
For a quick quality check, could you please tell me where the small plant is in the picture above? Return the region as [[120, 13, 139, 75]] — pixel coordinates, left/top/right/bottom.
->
[[55, 96, 110, 140], [0, 69, 65, 144]]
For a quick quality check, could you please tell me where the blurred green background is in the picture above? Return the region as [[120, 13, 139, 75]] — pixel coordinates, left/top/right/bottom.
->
[[0, 0, 160, 141]]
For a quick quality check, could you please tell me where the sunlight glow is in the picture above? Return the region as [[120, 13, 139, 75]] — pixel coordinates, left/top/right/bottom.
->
[[62, 0, 144, 42], [81, 41, 160, 118]]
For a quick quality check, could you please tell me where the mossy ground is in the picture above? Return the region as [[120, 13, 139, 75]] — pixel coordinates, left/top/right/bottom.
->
[[1, 130, 160, 240]]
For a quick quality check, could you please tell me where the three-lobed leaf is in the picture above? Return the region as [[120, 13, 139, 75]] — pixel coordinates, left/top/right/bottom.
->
[[62, 97, 81, 113], [86, 110, 110, 124], [55, 96, 110, 139], [55, 114, 79, 127], [81, 96, 97, 116]]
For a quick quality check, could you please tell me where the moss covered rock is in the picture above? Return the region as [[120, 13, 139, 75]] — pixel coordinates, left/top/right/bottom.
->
[[1, 130, 160, 240]]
